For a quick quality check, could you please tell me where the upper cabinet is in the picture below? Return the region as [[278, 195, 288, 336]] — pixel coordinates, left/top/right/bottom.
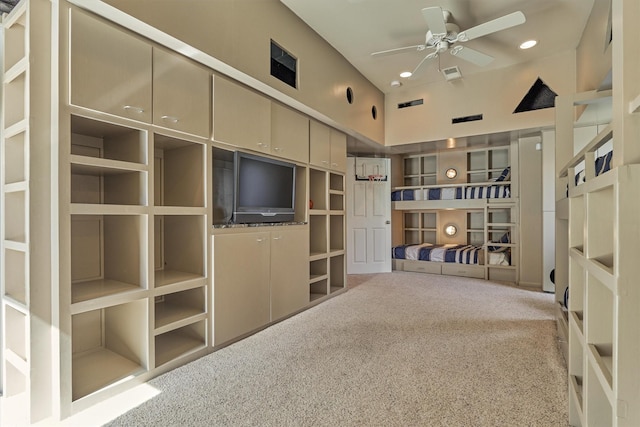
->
[[310, 120, 346, 172], [212, 75, 271, 152], [270, 102, 309, 164], [153, 48, 210, 137], [69, 8, 152, 123], [213, 75, 310, 163], [70, 9, 211, 137]]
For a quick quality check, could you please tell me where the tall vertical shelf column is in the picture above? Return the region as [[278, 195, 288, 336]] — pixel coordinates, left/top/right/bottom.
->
[[308, 167, 346, 301], [1, 0, 54, 423]]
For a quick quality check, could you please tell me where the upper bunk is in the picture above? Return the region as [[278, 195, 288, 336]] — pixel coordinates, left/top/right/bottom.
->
[[556, 90, 614, 219], [392, 145, 517, 211]]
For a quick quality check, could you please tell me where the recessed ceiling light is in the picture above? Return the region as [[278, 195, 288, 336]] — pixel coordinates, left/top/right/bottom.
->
[[519, 40, 537, 49], [399, 71, 412, 78]]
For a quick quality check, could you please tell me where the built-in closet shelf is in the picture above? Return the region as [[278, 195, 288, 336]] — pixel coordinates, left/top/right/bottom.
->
[[4, 181, 28, 193], [3, 57, 28, 85], [560, 123, 613, 178], [153, 206, 206, 215], [70, 155, 147, 173], [71, 279, 143, 305], [154, 270, 204, 289], [586, 259, 615, 292], [154, 326, 207, 367], [310, 252, 326, 261], [5, 348, 28, 375], [587, 344, 613, 396], [569, 374, 584, 413], [629, 93, 640, 114], [72, 348, 145, 401], [309, 274, 328, 284], [154, 310, 206, 335], [70, 204, 147, 215], [569, 311, 584, 339], [3, 119, 28, 140]]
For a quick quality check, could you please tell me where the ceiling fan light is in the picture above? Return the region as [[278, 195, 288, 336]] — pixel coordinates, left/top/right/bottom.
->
[[400, 71, 413, 78], [519, 39, 537, 49]]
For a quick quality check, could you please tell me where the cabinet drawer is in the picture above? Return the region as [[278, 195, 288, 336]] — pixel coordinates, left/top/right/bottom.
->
[[403, 260, 441, 274], [441, 263, 485, 279]]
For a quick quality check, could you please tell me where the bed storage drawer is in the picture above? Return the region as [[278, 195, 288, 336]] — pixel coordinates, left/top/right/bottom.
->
[[441, 264, 484, 279], [402, 260, 442, 274]]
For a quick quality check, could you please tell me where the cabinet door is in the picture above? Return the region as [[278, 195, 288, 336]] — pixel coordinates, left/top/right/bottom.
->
[[213, 232, 270, 345], [70, 8, 152, 123], [270, 228, 309, 320], [271, 103, 309, 163], [153, 48, 210, 137], [212, 75, 271, 151], [309, 120, 331, 168], [330, 129, 347, 172]]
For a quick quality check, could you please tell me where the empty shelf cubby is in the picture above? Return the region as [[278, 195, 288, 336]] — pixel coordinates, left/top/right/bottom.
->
[[154, 320, 206, 367]]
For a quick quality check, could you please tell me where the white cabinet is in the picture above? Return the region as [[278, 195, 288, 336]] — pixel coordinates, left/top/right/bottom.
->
[[212, 75, 271, 152], [212, 226, 308, 345], [310, 120, 347, 172], [70, 8, 152, 123], [153, 48, 210, 137]]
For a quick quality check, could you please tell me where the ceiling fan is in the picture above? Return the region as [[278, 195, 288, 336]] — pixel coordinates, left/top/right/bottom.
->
[[371, 6, 526, 76]]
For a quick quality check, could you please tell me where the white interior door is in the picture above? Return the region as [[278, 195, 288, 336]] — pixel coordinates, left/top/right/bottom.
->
[[346, 158, 391, 274]]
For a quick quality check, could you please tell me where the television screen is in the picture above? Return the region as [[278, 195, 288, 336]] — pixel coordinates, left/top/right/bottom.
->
[[234, 152, 296, 223]]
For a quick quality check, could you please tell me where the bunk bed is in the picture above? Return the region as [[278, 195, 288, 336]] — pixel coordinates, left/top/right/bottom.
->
[[391, 147, 518, 282]]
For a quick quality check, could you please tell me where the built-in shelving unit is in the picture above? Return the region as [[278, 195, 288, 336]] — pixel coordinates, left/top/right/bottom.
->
[[308, 168, 345, 301], [556, 86, 640, 426], [403, 154, 437, 186], [467, 147, 509, 183]]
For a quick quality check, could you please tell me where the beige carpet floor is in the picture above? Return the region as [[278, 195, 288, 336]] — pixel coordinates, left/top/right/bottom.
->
[[105, 272, 568, 427]]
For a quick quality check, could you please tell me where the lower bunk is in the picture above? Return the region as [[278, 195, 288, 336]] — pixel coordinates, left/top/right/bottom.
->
[[392, 243, 514, 282]]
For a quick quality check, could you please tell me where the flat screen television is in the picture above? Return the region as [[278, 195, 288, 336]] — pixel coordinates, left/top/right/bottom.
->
[[233, 151, 296, 224]]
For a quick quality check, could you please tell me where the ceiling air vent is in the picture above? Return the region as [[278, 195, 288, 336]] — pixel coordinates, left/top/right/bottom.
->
[[452, 114, 483, 124], [398, 99, 424, 109], [442, 66, 462, 81], [513, 77, 558, 113]]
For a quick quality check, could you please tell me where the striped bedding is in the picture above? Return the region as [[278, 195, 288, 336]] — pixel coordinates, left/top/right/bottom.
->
[[391, 184, 510, 201], [392, 243, 483, 265]]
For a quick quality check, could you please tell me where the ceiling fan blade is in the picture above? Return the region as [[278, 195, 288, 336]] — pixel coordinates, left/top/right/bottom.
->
[[457, 11, 525, 42], [371, 44, 426, 57], [410, 51, 438, 77], [421, 7, 447, 36], [450, 46, 494, 66]]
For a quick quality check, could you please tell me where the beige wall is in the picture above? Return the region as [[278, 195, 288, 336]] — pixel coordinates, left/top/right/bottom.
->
[[384, 51, 576, 146], [103, 0, 385, 145], [576, 0, 612, 92]]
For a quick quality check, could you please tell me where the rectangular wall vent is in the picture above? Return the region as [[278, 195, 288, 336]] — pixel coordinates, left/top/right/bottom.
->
[[398, 99, 424, 109], [452, 114, 483, 124]]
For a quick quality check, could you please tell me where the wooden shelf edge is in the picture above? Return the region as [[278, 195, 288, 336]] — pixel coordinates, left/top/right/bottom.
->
[[629, 93, 640, 114], [309, 274, 328, 284], [70, 204, 148, 215], [2, 296, 28, 314], [4, 348, 28, 375], [587, 344, 614, 404], [569, 311, 584, 342], [154, 312, 207, 336], [1, 0, 28, 28], [569, 375, 584, 415], [3, 118, 28, 139], [70, 154, 148, 173], [3, 56, 28, 84], [585, 258, 615, 293]]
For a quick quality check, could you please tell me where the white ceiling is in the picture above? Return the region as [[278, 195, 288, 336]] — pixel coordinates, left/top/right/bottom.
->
[[280, 0, 597, 93]]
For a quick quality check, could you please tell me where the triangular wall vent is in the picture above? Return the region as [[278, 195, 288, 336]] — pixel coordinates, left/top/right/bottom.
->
[[513, 77, 558, 113]]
